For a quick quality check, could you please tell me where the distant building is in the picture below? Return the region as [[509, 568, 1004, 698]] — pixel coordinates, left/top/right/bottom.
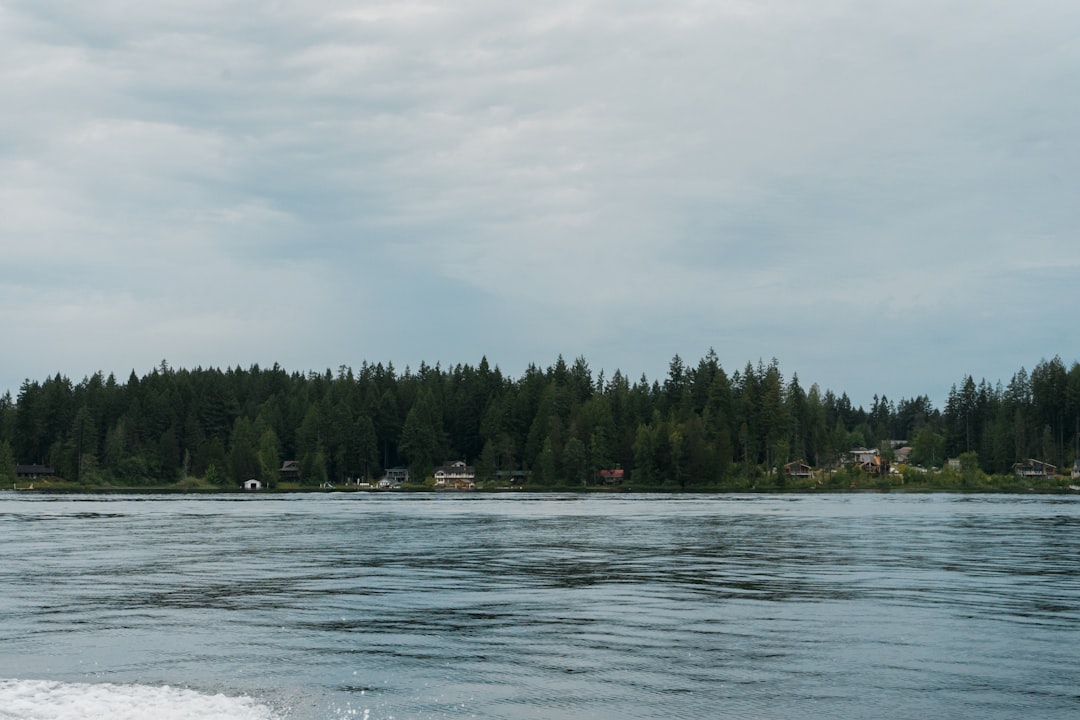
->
[[434, 460, 475, 489], [857, 455, 888, 475], [850, 449, 887, 475], [16, 464, 55, 479], [244, 479, 263, 490], [850, 448, 878, 465], [784, 461, 813, 479], [598, 468, 625, 484], [383, 467, 410, 486], [1013, 459, 1056, 478], [279, 460, 300, 483]]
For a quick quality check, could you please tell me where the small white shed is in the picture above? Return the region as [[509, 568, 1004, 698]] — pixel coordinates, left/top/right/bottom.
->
[[244, 479, 263, 490]]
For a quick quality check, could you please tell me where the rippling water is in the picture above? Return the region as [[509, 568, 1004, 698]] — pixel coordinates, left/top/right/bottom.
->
[[1, 493, 1078, 719]]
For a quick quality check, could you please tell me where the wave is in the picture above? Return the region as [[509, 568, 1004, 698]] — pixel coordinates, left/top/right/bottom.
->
[[0, 679, 278, 720]]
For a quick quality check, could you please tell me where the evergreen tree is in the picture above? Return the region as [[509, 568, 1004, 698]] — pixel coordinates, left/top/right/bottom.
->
[[0, 441, 15, 485], [352, 415, 378, 480], [257, 428, 281, 483], [400, 389, 445, 480], [0, 352, 1073, 488]]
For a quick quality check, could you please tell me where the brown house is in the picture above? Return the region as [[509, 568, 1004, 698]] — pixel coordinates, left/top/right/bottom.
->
[[1013, 459, 1056, 478], [784, 460, 813, 479], [279, 460, 301, 483]]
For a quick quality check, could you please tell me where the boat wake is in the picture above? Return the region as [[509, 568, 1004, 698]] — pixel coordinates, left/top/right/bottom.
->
[[0, 679, 278, 720]]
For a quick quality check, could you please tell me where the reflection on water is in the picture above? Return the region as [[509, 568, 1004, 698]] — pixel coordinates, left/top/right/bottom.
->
[[1, 493, 1079, 719]]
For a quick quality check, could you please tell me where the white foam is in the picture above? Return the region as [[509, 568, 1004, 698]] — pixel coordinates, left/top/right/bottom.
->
[[0, 679, 278, 720]]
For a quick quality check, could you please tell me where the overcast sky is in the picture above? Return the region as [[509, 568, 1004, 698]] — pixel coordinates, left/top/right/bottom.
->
[[2, 0, 1078, 407]]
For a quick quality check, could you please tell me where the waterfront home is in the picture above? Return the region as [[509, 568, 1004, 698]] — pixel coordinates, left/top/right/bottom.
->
[[383, 467, 410, 486], [279, 460, 301, 483], [16, 464, 54, 479], [434, 460, 476, 489], [1013, 459, 1056, 478], [848, 448, 888, 475], [850, 448, 879, 465], [858, 455, 887, 474], [598, 468, 625, 484], [784, 460, 813, 479]]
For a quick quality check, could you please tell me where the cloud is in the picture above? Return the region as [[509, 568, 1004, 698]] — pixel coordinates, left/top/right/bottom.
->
[[1, 0, 1078, 404]]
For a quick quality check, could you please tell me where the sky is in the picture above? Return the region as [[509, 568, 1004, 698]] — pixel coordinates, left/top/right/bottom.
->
[[2, 0, 1078, 408]]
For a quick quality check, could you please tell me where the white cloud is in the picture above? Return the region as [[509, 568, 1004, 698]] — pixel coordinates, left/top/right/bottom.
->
[[2, 0, 1078, 403]]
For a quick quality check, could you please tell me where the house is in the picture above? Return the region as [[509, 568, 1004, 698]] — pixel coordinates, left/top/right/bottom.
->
[[856, 454, 888, 475], [598, 468, 625, 484], [279, 460, 300, 483], [850, 448, 879, 465], [894, 446, 913, 464], [1013, 459, 1056, 478], [848, 448, 888, 474], [855, 453, 889, 474], [434, 460, 476, 489], [784, 460, 813, 479], [16, 464, 55, 479], [244, 479, 263, 490], [1073, 460, 1080, 480], [383, 467, 410, 486]]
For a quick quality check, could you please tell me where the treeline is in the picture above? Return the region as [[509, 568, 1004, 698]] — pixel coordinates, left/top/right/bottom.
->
[[0, 353, 1078, 489]]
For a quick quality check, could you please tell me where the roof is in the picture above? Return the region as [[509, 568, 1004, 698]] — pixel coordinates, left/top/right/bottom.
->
[[1014, 459, 1056, 470], [1014, 458, 1055, 467], [16, 464, 55, 474], [434, 462, 475, 474]]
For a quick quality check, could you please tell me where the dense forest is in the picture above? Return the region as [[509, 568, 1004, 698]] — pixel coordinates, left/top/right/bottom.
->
[[1, 353, 1078, 490]]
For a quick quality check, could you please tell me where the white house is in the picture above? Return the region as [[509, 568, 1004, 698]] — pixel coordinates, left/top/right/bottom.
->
[[434, 460, 476, 489], [850, 448, 879, 465], [244, 479, 263, 490]]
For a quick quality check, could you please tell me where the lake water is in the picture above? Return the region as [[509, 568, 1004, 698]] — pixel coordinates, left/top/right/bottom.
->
[[1, 492, 1078, 719]]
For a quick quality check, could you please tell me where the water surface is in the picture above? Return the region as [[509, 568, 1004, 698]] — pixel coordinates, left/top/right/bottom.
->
[[1, 493, 1078, 719]]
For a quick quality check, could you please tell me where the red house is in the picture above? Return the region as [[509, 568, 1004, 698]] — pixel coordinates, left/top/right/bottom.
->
[[598, 468, 625, 485]]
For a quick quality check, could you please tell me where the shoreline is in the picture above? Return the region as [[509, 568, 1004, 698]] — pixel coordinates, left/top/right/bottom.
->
[[6, 483, 1076, 496]]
